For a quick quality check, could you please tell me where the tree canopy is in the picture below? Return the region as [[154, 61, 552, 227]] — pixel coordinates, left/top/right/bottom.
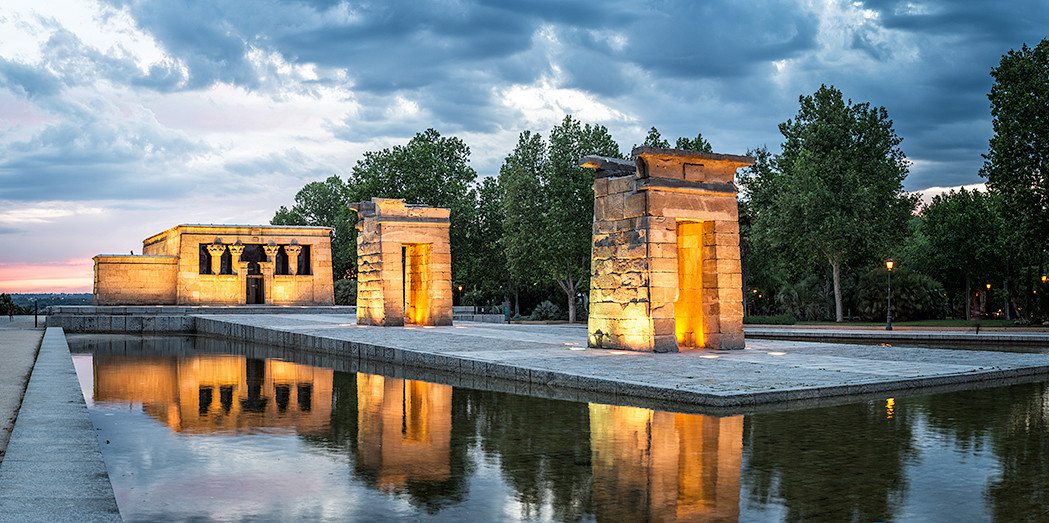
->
[[499, 116, 621, 322], [740, 85, 916, 322], [981, 38, 1049, 261]]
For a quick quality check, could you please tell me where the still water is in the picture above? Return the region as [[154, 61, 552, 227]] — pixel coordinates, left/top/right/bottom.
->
[[67, 334, 1049, 522]]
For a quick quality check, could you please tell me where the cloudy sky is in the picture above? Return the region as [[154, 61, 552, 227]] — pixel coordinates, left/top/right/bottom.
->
[[1, 0, 1046, 293]]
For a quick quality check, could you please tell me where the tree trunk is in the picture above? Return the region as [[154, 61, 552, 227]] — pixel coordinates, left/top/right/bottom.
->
[[556, 270, 578, 324], [965, 274, 971, 321], [829, 255, 843, 322]]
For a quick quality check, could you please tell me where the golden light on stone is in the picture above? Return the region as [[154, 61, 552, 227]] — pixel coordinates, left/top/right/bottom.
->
[[92, 225, 334, 306], [92, 354, 333, 434], [350, 198, 452, 327], [588, 404, 743, 521], [581, 147, 754, 353]]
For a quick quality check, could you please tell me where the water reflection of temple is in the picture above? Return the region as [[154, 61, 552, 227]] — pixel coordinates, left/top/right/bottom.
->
[[92, 355, 332, 434], [354, 374, 452, 492], [589, 404, 743, 522]]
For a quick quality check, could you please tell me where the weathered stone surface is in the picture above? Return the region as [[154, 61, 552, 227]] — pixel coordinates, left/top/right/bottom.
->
[[351, 198, 453, 327], [582, 147, 753, 353]]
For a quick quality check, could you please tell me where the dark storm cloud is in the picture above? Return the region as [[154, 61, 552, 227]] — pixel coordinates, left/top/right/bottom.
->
[[619, 1, 820, 80]]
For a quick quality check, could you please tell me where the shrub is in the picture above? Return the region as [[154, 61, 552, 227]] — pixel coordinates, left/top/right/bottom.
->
[[334, 279, 357, 305], [857, 268, 947, 321], [528, 300, 560, 321]]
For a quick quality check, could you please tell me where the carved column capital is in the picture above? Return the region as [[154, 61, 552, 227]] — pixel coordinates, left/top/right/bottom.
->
[[284, 245, 302, 275], [206, 244, 226, 275]]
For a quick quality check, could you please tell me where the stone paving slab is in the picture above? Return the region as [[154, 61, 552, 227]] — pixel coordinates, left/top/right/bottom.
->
[[0, 328, 120, 522], [195, 314, 1049, 410]]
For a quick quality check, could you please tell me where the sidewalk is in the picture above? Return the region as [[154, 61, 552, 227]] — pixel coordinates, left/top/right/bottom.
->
[[0, 318, 42, 465], [0, 327, 120, 521]]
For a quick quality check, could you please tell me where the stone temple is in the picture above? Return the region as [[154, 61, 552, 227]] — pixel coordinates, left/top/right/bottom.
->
[[93, 224, 335, 306], [581, 146, 754, 352], [351, 198, 453, 326]]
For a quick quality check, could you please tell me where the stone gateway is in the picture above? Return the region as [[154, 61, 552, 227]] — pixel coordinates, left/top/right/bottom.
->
[[351, 198, 453, 327], [581, 147, 754, 352]]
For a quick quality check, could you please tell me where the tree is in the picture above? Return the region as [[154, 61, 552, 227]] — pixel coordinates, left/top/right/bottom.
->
[[920, 189, 1004, 319], [641, 126, 670, 148], [346, 129, 479, 283], [640, 126, 713, 152], [500, 116, 621, 322], [740, 85, 917, 322], [675, 133, 713, 152], [981, 39, 1049, 268], [271, 175, 357, 279]]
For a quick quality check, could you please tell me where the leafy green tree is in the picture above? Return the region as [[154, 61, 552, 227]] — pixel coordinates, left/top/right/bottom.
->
[[640, 126, 713, 152], [641, 126, 670, 148], [740, 85, 917, 322], [920, 189, 1005, 319], [500, 116, 621, 322], [271, 175, 357, 279], [346, 128, 479, 283], [981, 39, 1049, 261], [675, 133, 713, 152]]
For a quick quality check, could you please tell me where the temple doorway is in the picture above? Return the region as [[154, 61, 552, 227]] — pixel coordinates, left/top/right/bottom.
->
[[675, 221, 710, 349], [402, 243, 432, 325]]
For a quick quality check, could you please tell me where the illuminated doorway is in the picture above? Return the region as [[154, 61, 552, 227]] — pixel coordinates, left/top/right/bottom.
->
[[402, 243, 432, 325], [675, 220, 710, 349]]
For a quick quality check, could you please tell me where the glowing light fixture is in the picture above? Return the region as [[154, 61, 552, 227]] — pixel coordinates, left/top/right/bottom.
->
[[885, 259, 894, 331], [700, 354, 720, 359], [768, 352, 787, 356]]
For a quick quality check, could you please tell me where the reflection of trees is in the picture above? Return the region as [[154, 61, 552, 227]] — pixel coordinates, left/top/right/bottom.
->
[[919, 381, 1049, 520], [743, 400, 915, 522], [463, 389, 594, 522]]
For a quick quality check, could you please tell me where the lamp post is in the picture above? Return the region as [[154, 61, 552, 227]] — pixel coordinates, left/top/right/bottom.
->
[[986, 283, 992, 318], [885, 259, 894, 331]]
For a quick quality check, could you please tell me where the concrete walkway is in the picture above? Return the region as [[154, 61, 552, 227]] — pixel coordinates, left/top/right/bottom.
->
[[0, 318, 42, 464], [195, 314, 1049, 410], [0, 327, 120, 522]]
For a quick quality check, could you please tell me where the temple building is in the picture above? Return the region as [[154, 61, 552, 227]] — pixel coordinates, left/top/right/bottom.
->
[[581, 147, 754, 352], [93, 224, 335, 306], [351, 198, 453, 326]]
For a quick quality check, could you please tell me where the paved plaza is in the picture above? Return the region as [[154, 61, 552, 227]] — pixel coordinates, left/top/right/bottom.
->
[[196, 314, 1049, 409]]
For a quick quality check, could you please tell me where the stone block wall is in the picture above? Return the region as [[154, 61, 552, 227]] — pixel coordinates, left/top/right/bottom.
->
[[352, 198, 452, 326], [93, 255, 178, 305], [582, 147, 753, 352]]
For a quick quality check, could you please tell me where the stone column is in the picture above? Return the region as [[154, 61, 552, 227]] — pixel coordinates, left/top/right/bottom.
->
[[285, 244, 302, 276], [206, 243, 226, 275], [262, 243, 280, 305]]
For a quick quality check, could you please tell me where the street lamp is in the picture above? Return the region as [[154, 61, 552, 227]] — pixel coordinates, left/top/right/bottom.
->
[[986, 283, 992, 319], [885, 259, 894, 331]]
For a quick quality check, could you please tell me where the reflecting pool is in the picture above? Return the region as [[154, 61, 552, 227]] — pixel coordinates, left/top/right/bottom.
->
[[68, 334, 1049, 522]]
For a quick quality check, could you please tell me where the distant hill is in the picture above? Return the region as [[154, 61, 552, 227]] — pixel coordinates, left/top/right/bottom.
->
[[11, 293, 92, 309]]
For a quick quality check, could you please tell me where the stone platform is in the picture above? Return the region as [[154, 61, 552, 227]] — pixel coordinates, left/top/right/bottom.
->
[[194, 314, 1049, 412]]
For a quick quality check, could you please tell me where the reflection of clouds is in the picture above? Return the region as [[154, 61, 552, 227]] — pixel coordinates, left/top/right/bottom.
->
[[95, 409, 366, 521]]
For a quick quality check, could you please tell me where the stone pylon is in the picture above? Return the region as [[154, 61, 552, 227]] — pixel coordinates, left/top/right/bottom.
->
[[581, 147, 754, 352], [350, 198, 453, 326]]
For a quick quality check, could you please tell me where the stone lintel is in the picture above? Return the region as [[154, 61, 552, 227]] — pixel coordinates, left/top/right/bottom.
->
[[636, 177, 738, 196], [631, 146, 754, 165]]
